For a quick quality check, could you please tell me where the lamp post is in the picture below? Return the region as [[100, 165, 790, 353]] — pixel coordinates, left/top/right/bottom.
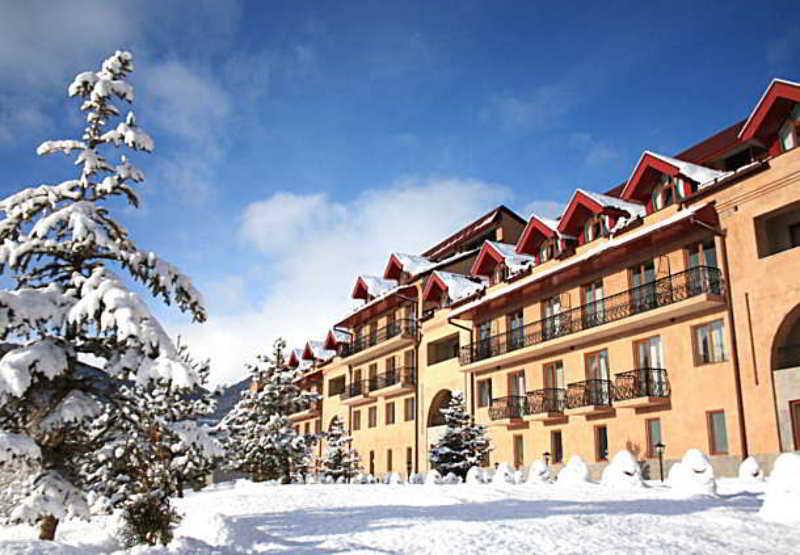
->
[[655, 442, 666, 482], [543, 451, 551, 467]]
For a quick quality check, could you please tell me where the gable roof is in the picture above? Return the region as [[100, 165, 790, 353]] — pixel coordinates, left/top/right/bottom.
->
[[383, 253, 437, 280], [423, 270, 487, 304], [352, 275, 398, 300], [324, 328, 351, 350], [621, 151, 726, 201], [738, 78, 800, 142], [302, 340, 336, 363], [557, 189, 645, 236], [516, 213, 574, 255], [422, 205, 526, 261], [470, 240, 535, 277]]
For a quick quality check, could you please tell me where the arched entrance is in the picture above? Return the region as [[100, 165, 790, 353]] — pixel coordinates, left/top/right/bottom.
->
[[427, 389, 452, 427], [771, 304, 800, 451]]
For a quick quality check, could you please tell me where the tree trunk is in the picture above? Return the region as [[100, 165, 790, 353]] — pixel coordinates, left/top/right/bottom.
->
[[38, 515, 58, 541]]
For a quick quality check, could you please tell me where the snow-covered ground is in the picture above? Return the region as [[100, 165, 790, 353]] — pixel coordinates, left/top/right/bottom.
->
[[1, 477, 798, 554]]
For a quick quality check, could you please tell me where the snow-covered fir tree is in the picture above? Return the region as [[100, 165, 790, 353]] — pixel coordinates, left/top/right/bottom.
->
[[0, 50, 208, 543], [222, 339, 318, 483], [320, 415, 360, 482], [429, 391, 491, 479]]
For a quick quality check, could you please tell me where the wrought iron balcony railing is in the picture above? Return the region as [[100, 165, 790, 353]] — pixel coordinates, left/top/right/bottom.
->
[[460, 266, 724, 365], [613, 368, 670, 400], [372, 366, 416, 390], [346, 318, 417, 357], [341, 379, 371, 399], [565, 379, 613, 409], [488, 395, 527, 420], [289, 398, 322, 416], [526, 388, 566, 415]]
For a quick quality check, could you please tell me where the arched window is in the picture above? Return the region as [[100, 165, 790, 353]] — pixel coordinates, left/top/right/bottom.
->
[[539, 239, 556, 262], [583, 215, 607, 243], [427, 389, 453, 427], [652, 176, 690, 211]]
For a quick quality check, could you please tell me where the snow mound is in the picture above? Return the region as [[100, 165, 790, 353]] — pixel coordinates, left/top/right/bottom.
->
[[424, 470, 442, 485], [737, 456, 764, 482], [0, 431, 41, 463], [492, 463, 514, 484], [667, 449, 717, 496], [409, 472, 424, 485], [525, 459, 552, 484], [601, 450, 644, 489], [557, 456, 591, 485], [386, 472, 404, 485], [759, 452, 800, 524], [443, 472, 462, 485], [465, 466, 484, 485], [179, 510, 233, 547]]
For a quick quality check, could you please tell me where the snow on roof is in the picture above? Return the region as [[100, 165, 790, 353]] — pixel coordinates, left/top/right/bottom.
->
[[390, 253, 437, 277], [738, 78, 800, 139], [329, 329, 350, 344], [630, 151, 726, 187], [577, 189, 646, 219], [356, 276, 398, 298], [304, 340, 336, 363], [485, 241, 536, 275], [450, 203, 711, 319], [432, 271, 487, 303]]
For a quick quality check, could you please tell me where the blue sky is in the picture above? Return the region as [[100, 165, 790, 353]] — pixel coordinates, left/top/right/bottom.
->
[[0, 1, 798, 384]]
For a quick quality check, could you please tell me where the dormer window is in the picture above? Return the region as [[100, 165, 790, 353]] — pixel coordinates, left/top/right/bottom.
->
[[491, 263, 507, 285], [539, 239, 556, 262], [583, 215, 607, 243], [651, 175, 689, 211]]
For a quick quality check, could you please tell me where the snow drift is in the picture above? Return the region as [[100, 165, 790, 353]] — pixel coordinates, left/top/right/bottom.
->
[[667, 449, 717, 496]]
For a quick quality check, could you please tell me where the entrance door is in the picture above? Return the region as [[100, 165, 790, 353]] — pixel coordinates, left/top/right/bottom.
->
[[792, 400, 800, 451]]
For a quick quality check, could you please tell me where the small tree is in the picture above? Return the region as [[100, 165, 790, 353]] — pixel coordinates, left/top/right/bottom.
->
[[429, 391, 491, 479], [223, 339, 316, 483], [320, 416, 360, 482]]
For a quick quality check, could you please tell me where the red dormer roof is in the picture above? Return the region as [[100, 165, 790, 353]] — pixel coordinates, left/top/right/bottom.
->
[[324, 328, 350, 350], [422, 271, 449, 304], [470, 241, 506, 277], [287, 349, 302, 368], [738, 79, 800, 143], [516, 215, 562, 255], [621, 151, 725, 203], [557, 190, 644, 237]]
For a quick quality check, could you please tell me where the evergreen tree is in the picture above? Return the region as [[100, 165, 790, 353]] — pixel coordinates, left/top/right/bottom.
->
[[222, 339, 317, 483], [429, 391, 491, 479], [320, 415, 360, 482], [0, 50, 206, 542]]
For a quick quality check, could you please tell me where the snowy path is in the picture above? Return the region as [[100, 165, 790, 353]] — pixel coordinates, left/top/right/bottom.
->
[[1, 479, 798, 554]]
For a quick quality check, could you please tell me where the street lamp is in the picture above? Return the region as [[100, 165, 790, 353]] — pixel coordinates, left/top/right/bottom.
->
[[655, 442, 666, 482], [543, 451, 551, 467]]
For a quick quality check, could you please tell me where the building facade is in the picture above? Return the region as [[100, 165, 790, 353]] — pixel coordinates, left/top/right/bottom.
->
[[287, 78, 800, 479]]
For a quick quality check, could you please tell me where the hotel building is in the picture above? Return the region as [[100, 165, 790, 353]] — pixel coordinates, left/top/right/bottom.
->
[[287, 78, 800, 478]]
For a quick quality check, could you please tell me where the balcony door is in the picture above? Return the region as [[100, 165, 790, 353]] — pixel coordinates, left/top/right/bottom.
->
[[477, 320, 492, 359], [582, 280, 605, 328], [629, 261, 657, 312], [507, 310, 524, 350], [635, 336, 663, 368], [544, 361, 565, 389], [385, 356, 396, 385], [586, 350, 611, 404], [543, 296, 563, 338], [508, 370, 526, 397], [634, 336, 666, 396]]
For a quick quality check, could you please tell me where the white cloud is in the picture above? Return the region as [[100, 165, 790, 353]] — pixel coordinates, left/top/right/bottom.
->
[[175, 177, 512, 386], [569, 132, 620, 166], [521, 200, 563, 220], [481, 83, 578, 130]]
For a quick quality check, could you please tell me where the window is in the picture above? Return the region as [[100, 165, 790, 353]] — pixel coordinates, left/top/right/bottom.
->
[[779, 107, 800, 152], [385, 356, 396, 383], [506, 310, 524, 350], [368, 323, 377, 346], [387, 449, 393, 472], [386, 402, 396, 425], [427, 334, 460, 365], [595, 425, 608, 461], [304, 422, 310, 436], [368, 406, 377, 428], [583, 215, 606, 243], [513, 434, 524, 468], [629, 260, 657, 312], [585, 350, 611, 405], [404, 397, 416, 421], [551, 431, 563, 464], [694, 320, 726, 364], [651, 175, 690, 211], [543, 361, 565, 389], [369, 450, 375, 475], [477, 379, 493, 408], [582, 280, 605, 327], [328, 376, 345, 396], [368, 363, 378, 389], [686, 239, 718, 269], [539, 239, 556, 262], [352, 410, 361, 431], [406, 447, 413, 477], [635, 336, 663, 368], [755, 201, 800, 257], [707, 410, 729, 454], [508, 370, 526, 397], [491, 263, 507, 285], [314, 419, 321, 434], [646, 418, 662, 458], [543, 295, 565, 339]]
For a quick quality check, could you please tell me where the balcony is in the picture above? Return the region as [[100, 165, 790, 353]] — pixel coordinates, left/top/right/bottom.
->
[[613, 367, 671, 409], [565, 379, 613, 415], [340, 379, 373, 406], [460, 266, 725, 369], [488, 395, 527, 422], [288, 398, 322, 422], [371, 366, 416, 397], [526, 388, 566, 421], [341, 318, 417, 365]]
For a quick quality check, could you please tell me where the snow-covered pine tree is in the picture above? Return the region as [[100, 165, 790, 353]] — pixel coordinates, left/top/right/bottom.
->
[[320, 415, 360, 482], [429, 391, 491, 479], [0, 50, 206, 542], [222, 339, 318, 483]]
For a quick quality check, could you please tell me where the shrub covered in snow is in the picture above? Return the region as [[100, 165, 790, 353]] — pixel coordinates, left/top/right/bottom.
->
[[737, 456, 764, 483], [525, 459, 552, 485], [492, 463, 515, 485], [0, 50, 211, 543], [556, 456, 591, 485], [429, 391, 491, 479], [667, 449, 717, 496], [600, 450, 644, 489], [759, 452, 800, 524]]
